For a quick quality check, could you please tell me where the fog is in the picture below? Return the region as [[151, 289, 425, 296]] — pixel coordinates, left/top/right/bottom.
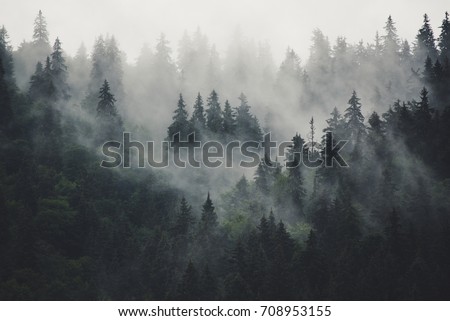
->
[[1, 0, 448, 63]]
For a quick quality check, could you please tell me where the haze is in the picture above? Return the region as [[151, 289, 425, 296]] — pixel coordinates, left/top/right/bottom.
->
[[1, 0, 448, 63]]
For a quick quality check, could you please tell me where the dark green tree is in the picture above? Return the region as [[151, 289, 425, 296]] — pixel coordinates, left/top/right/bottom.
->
[[222, 99, 236, 137], [190, 92, 206, 132], [438, 12, 450, 60], [168, 94, 191, 140], [344, 90, 366, 139], [205, 90, 222, 133], [414, 14, 438, 65], [177, 261, 200, 300], [235, 93, 262, 141]]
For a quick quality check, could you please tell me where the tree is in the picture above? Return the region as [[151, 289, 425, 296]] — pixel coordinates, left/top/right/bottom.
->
[[0, 56, 12, 126], [235, 93, 262, 141], [173, 197, 195, 237], [168, 94, 191, 140], [383, 15, 400, 55], [438, 12, 450, 60], [414, 14, 438, 64], [286, 133, 306, 212], [50, 38, 69, 99], [368, 111, 383, 135], [32, 10, 49, 46], [177, 261, 200, 300], [205, 90, 222, 133], [199, 193, 218, 235], [344, 91, 366, 139], [97, 80, 117, 117], [222, 100, 236, 137], [190, 92, 206, 131], [0, 26, 14, 82]]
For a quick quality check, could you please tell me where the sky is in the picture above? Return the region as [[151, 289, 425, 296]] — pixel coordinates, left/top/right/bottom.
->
[[0, 0, 448, 64]]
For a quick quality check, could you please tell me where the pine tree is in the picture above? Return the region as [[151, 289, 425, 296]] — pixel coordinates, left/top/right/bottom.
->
[[97, 80, 117, 117], [286, 133, 306, 212], [235, 93, 262, 141], [177, 261, 200, 300], [415, 14, 438, 64], [383, 15, 400, 55], [199, 193, 218, 234], [173, 197, 195, 236], [50, 38, 69, 99], [191, 92, 206, 131], [0, 56, 12, 126], [344, 91, 366, 139], [89, 36, 106, 91], [205, 90, 222, 133], [32, 10, 49, 46], [168, 94, 191, 140], [0, 26, 14, 81], [438, 12, 450, 60], [368, 111, 383, 134], [222, 100, 236, 137]]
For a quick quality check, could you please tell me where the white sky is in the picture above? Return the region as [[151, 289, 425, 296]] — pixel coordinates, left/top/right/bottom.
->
[[0, 0, 448, 64]]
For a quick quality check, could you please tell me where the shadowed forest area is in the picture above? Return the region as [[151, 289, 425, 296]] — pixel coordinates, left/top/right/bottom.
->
[[1, 10, 450, 300]]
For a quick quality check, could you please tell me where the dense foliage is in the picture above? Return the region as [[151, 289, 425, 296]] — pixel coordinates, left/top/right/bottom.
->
[[0, 11, 450, 300]]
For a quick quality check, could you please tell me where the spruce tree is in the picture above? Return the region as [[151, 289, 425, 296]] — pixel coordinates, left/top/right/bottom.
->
[[32, 10, 49, 46], [438, 12, 450, 60], [0, 26, 14, 81], [415, 14, 438, 64], [50, 38, 69, 99], [383, 15, 400, 55], [173, 197, 195, 237], [97, 80, 117, 117], [235, 93, 262, 141], [222, 100, 236, 137], [168, 94, 191, 140], [205, 90, 222, 133], [199, 193, 218, 234], [344, 90, 366, 139], [177, 261, 200, 300], [191, 92, 206, 131]]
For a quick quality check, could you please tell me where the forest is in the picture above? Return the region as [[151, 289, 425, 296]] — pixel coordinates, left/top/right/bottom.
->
[[0, 10, 450, 300]]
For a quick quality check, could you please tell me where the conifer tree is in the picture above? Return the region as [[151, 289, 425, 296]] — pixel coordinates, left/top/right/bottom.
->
[[0, 26, 14, 81], [205, 90, 222, 133], [191, 92, 206, 131], [199, 193, 218, 234], [383, 15, 400, 55], [97, 80, 117, 117], [235, 93, 262, 141], [32, 10, 49, 46], [344, 91, 366, 139], [168, 94, 191, 140], [438, 12, 450, 60], [222, 100, 236, 137], [415, 14, 438, 64]]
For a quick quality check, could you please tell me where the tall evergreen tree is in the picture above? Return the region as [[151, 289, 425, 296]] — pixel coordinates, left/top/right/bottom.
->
[[50, 37, 69, 99], [415, 14, 438, 64], [344, 91, 366, 139], [438, 12, 450, 60], [222, 100, 236, 137], [0, 26, 14, 81], [168, 94, 191, 140], [383, 15, 400, 55], [199, 193, 218, 234], [32, 10, 49, 46], [190, 92, 206, 131], [235, 93, 262, 141], [205, 90, 222, 133], [97, 80, 117, 117]]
